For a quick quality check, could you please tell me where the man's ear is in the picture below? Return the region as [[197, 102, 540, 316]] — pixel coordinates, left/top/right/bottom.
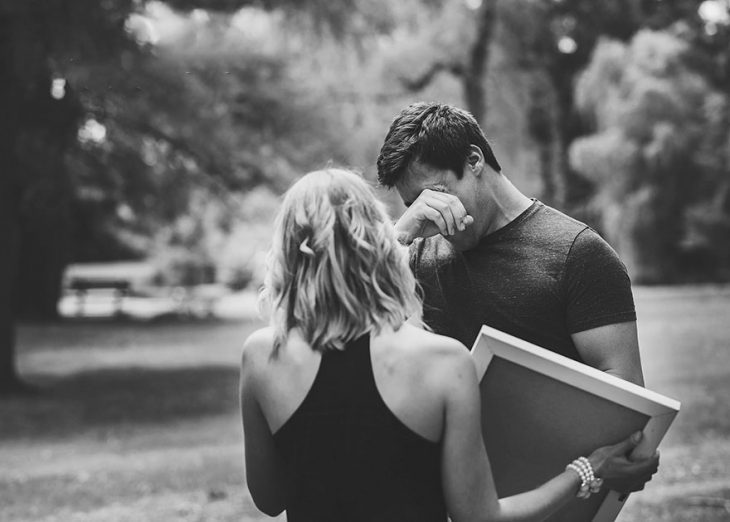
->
[[466, 145, 484, 175]]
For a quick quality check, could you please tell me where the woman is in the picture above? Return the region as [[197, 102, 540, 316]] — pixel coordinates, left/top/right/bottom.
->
[[239, 169, 658, 521]]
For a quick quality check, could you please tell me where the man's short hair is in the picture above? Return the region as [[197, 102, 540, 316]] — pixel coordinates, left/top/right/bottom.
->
[[376, 102, 502, 187]]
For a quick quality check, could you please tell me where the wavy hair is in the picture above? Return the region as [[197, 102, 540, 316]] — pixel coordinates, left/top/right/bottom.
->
[[260, 169, 422, 353]]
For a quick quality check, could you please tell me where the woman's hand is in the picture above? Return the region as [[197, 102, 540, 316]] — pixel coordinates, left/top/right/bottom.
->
[[587, 431, 660, 494]]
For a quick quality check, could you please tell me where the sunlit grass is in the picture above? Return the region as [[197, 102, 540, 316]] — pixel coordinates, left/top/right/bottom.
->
[[2, 319, 272, 522]]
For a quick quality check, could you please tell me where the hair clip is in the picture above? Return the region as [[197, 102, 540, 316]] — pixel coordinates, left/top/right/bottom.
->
[[299, 238, 315, 256]]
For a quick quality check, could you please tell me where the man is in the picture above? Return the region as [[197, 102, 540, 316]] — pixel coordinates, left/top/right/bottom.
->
[[377, 102, 644, 386]]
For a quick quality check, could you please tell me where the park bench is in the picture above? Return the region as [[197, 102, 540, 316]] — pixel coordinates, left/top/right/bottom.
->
[[67, 278, 132, 317], [61, 262, 229, 319]]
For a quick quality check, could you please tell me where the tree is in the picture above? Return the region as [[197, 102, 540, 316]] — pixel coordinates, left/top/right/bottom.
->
[[1, 0, 103, 392], [539, 0, 730, 214], [390, 0, 728, 212], [388, 0, 498, 123], [388, 0, 643, 195], [0, 0, 392, 393], [570, 30, 730, 282]]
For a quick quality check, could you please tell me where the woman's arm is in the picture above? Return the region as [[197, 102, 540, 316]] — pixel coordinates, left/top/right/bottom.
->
[[439, 349, 658, 522], [439, 348, 500, 521], [441, 348, 577, 522], [491, 433, 657, 521], [239, 334, 287, 516]]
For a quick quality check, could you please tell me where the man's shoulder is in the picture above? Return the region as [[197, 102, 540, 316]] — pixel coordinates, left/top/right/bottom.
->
[[486, 201, 592, 262], [528, 204, 625, 266], [529, 201, 590, 238], [532, 204, 618, 256]]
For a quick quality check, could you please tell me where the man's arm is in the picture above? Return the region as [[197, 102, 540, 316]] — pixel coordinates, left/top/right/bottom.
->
[[571, 321, 644, 386], [564, 229, 642, 385]]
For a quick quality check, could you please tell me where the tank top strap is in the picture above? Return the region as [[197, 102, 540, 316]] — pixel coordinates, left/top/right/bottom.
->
[[317, 333, 375, 395]]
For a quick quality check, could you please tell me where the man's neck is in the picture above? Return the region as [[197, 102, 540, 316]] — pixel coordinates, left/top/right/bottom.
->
[[480, 175, 534, 238]]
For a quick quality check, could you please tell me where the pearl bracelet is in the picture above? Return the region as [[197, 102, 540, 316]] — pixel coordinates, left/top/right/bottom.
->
[[566, 457, 604, 499]]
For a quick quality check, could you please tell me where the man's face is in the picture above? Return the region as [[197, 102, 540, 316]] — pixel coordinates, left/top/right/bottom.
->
[[395, 159, 484, 251]]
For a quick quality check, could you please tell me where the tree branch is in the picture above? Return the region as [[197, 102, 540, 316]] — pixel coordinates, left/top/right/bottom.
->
[[399, 61, 464, 92], [115, 116, 265, 198], [395, 0, 498, 123]]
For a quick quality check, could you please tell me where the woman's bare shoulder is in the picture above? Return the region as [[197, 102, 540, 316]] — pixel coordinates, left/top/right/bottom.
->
[[383, 324, 473, 373], [397, 324, 468, 355], [376, 325, 477, 402], [240, 327, 275, 373]]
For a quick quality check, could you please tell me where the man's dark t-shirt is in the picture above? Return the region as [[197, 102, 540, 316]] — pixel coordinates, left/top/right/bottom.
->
[[409, 200, 636, 361]]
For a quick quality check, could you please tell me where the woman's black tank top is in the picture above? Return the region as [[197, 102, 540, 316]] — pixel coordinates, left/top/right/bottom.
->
[[272, 335, 447, 522]]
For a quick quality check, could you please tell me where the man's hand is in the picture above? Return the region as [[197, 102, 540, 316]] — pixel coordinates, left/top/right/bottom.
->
[[587, 431, 660, 495], [394, 189, 473, 245]]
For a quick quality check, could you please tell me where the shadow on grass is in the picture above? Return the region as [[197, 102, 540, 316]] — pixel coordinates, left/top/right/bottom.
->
[[0, 365, 240, 441], [17, 317, 256, 352]]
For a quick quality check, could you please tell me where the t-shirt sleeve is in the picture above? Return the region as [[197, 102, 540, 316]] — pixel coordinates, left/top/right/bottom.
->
[[563, 228, 637, 333]]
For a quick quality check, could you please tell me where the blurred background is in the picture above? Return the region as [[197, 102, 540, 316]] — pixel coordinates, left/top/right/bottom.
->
[[1, 0, 729, 520]]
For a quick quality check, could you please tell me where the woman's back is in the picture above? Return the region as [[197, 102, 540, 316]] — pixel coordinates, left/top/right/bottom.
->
[[244, 325, 465, 521]]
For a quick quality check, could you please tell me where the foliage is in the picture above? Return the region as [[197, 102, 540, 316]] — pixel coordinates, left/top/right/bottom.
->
[[570, 29, 730, 282], [64, 5, 362, 261], [214, 187, 281, 290], [25, 0, 730, 284], [4, 0, 730, 313], [0, 0, 398, 390]]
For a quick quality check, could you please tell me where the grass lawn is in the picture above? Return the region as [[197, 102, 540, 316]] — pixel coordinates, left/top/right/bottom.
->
[[2, 286, 730, 521]]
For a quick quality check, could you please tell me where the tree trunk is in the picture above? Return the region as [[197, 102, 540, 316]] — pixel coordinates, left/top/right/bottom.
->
[[463, 0, 498, 124], [17, 217, 70, 320], [0, 8, 26, 392], [9, 5, 79, 322], [527, 73, 558, 206], [399, 0, 499, 125], [16, 132, 74, 321], [0, 175, 23, 393], [0, 4, 80, 392]]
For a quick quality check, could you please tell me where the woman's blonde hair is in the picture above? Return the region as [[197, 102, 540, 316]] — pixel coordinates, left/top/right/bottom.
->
[[260, 168, 421, 353]]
